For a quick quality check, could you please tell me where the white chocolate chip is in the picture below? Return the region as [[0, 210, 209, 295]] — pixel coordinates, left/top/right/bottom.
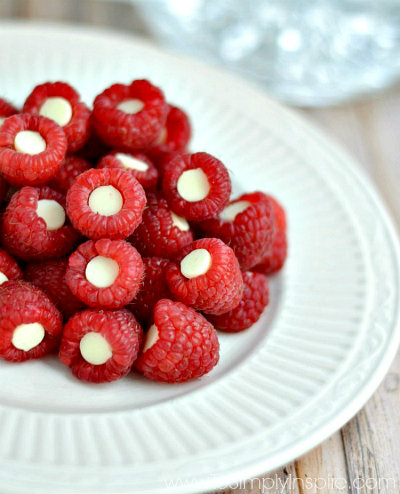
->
[[80, 332, 112, 365], [0, 272, 8, 285], [0, 117, 5, 126], [12, 322, 45, 351], [177, 168, 210, 202], [14, 130, 46, 155], [36, 199, 66, 231], [85, 256, 119, 288], [117, 99, 144, 114], [170, 211, 190, 231], [220, 201, 251, 222], [143, 324, 159, 352], [180, 248, 212, 279], [88, 185, 123, 216], [115, 153, 149, 172], [39, 97, 73, 127]]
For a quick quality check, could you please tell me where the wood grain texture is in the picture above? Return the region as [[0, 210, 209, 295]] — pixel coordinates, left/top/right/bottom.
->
[[0, 2, 399, 493]]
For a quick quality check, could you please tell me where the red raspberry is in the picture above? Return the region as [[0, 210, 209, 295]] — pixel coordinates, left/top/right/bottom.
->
[[1, 186, 80, 261], [23, 82, 91, 152], [151, 104, 191, 153], [129, 192, 194, 259], [253, 195, 287, 275], [0, 113, 67, 186], [0, 280, 63, 362], [59, 308, 142, 383], [135, 299, 219, 383], [207, 272, 269, 332], [127, 257, 171, 323], [162, 152, 231, 221], [165, 238, 243, 315], [25, 259, 84, 318], [0, 248, 23, 284], [49, 155, 91, 194], [97, 150, 158, 190], [66, 239, 144, 309], [197, 192, 275, 270], [0, 97, 18, 122], [92, 80, 168, 150], [66, 168, 146, 240]]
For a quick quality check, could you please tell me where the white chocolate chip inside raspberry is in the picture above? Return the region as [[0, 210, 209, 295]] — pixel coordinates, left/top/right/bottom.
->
[[115, 153, 149, 172], [85, 256, 119, 288], [117, 99, 144, 114], [39, 97, 73, 127], [0, 272, 8, 285], [220, 201, 251, 222], [80, 332, 112, 365], [0, 117, 5, 126], [143, 324, 159, 352], [170, 211, 190, 231], [36, 199, 66, 231], [180, 248, 212, 279], [12, 322, 45, 351], [88, 185, 123, 216], [14, 130, 46, 155], [177, 168, 210, 202]]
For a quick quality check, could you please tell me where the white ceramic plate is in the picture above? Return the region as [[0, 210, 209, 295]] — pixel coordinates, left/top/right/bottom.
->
[[0, 21, 399, 494]]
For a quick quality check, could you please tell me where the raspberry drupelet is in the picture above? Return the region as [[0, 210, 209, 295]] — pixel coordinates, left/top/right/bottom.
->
[[92, 79, 168, 150], [135, 299, 219, 383], [59, 308, 143, 383], [0, 248, 23, 285], [253, 195, 287, 275], [197, 192, 275, 270], [97, 150, 158, 190], [49, 154, 91, 194], [162, 152, 231, 221], [66, 167, 146, 240], [0, 97, 18, 125], [129, 192, 194, 259], [0, 280, 63, 362], [66, 239, 144, 309], [166, 237, 243, 315], [25, 259, 85, 318], [151, 104, 191, 154], [0, 113, 67, 186], [1, 186, 80, 261], [207, 272, 269, 332], [23, 81, 91, 152], [127, 256, 171, 323]]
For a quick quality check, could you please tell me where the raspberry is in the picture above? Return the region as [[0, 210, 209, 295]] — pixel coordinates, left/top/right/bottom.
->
[[166, 238, 243, 315], [0, 248, 23, 284], [0, 97, 18, 122], [23, 82, 91, 152], [59, 308, 142, 383], [66, 239, 144, 309], [127, 257, 171, 323], [92, 80, 168, 150], [49, 155, 91, 194], [151, 104, 191, 153], [207, 272, 269, 332], [66, 168, 146, 240], [135, 299, 219, 383], [253, 195, 287, 275], [97, 150, 158, 190], [25, 259, 84, 318], [197, 192, 275, 270], [0, 113, 67, 186], [0, 280, 63, 362], [129, 192, 194, 259], [1, 186, 80, 261], [162, 152, 231, 221]]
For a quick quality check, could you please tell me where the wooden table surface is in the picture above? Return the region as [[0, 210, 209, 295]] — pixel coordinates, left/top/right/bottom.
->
[[1, 1, 399, 492]]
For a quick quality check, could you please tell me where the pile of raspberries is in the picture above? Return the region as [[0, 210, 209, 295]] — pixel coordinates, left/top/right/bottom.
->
[[0, 80, 287, 384]]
